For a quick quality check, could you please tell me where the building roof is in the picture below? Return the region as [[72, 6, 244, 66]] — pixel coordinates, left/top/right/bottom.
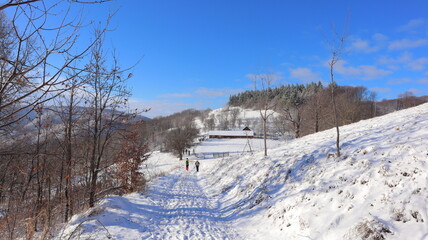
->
[[208, 130, 254, 136]]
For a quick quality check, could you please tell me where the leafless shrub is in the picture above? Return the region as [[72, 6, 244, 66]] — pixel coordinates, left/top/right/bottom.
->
[[392, 208, 409, 223], [345, 218, 391, 240]]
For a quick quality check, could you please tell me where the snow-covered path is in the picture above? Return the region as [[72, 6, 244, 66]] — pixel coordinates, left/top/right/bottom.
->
[[140, 171, 242, 239], [62, 169, 243, 240]]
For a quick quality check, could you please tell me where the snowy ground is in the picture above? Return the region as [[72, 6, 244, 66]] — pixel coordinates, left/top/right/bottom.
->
[[59, 139, 278, 239], [59, 171, 242, 240], [60, 104, 428, 239]]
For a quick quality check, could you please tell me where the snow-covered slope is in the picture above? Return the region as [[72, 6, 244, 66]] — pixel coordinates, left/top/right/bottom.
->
[[60, 103, 428, 239], [204, 103, 428, 239]]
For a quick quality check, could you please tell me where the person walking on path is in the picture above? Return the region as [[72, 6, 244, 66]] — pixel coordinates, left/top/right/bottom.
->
[[195, 160, 200, 172], [185, 158, 189, 171]]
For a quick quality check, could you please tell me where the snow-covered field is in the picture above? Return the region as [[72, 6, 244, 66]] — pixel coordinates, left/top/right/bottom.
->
[[60, 103, 428, 239]]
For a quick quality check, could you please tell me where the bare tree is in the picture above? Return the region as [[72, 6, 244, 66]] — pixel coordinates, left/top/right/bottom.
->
[[272, 114, 289, 138], [397, 91, 422, 109], [0, 1, 110, 132], [303, 83, 326, 134], [218, 110, 230, 130], [324, 21, 348, 157], [335, 86, 376, 124], [84, 30, 132, 208], [204, 117, 215, 131], [311, 92, 322, 133], [0, 1, 141, 238], [229, 107, 241, 129], [250, 72, 277, 156], [165, 126, 199, 160], [53, 73, 85, 221], [280, 86, 307, 138]]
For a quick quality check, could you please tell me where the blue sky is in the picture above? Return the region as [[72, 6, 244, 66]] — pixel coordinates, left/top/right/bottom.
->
[[83, 1, 427, 117]]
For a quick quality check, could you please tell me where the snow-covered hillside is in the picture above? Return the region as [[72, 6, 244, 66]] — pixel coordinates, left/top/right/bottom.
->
[[60, 103, 428, 239], [204, 102, 428, 239]]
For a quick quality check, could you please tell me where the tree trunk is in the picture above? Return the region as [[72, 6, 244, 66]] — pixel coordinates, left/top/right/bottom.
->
[[89, 170, 98, 207], [64, 87, 74, 221], [295, 110, 301, 138], [314, 93, 320, 133], [314, 110, 319, 133], [263, 118, 267, 156], [330, 64, 341, 157]]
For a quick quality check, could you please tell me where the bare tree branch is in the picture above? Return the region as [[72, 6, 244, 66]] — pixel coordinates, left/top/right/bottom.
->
[[0, 0, 112, 10], [0, 0, 40, 10]]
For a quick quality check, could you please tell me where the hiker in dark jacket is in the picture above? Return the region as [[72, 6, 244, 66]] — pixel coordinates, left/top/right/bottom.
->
[[185, 158, 189, 171], [195, 160, 200, 172]]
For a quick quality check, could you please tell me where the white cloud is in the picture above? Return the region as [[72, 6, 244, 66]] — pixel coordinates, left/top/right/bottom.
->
[[397, 18, 426, 32], [359, 66, 392, 80], [386, 77, 428, 85], [195, 87, 243, 97], [378, 52, 428, 71], [350, 37, 379, 53], [388, 39, 428, 50], [335, 61, 392, 80], [387, 78, 412, 85], [157, 93, 192, 98], [246, 72, 283, 82], [383, 64, 401, 71], [372, 33, 388, 42], [418, 78, 428, 83], [348, 34, 389, 54], [289, 67, 322, 83], [369, 87, 391, 93], [410, 58, 428, 71]]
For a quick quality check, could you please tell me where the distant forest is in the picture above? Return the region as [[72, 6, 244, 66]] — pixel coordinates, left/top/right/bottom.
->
[[228, 82, 427, 138]]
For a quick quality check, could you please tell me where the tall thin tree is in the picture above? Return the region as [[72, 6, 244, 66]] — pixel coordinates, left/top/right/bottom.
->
[[324, 21, 348, 157], [250, 72, 278, 156]]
